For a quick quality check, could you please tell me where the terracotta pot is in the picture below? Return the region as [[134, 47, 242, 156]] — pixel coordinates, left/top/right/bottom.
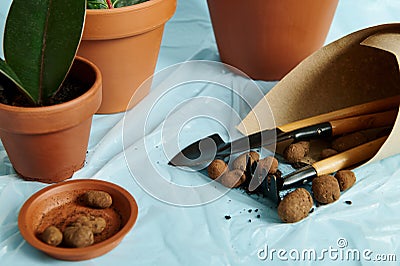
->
[[0, 57, 102, 183], [207, 0, 339, 81], [78, 0, 177, 114], [18, 179, 138, 261]]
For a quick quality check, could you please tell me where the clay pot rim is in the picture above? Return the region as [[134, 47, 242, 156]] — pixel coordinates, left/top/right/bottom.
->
[[0, 56, 101, 114], [83, 0, 177, 40], [18, 179, 138, 260]]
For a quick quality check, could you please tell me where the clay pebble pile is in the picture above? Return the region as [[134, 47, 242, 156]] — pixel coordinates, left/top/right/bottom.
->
[[208, 138, 358, 223], [40, 190, 112, 248]]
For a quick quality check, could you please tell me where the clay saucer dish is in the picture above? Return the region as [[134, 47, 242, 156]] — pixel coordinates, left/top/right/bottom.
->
[[18, 179, 138, 261]]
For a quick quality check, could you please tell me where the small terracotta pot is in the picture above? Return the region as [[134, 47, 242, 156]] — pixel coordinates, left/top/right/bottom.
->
[[78, 0, 177, 114], [18, 179, 138, 261], [0, 57, 102, 183], [207, 0, 339, 81]]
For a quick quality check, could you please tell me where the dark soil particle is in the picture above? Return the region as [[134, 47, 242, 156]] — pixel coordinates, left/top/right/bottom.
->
[[309, 208, 315, 214], [248, 209, 252, 213], [256, 214, 260, 219], [254, 209, 258, 212], [224, 215, 231, 220], [344, 200, 352, 205]]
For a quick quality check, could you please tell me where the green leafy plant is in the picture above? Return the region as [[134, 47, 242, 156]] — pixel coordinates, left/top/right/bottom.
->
[[0, 0, 86, 106], [87, 0, 149, 9]]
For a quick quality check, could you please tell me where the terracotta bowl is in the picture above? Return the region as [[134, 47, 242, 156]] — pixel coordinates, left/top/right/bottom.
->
[[18, 179, 138, 261]]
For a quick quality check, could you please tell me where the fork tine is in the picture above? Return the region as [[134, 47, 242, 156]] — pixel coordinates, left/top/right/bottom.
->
[[257, 173, 281, 204], [268, 175, 281, 204], [244, 154, 252, 178], [248, 161, 263, 192]]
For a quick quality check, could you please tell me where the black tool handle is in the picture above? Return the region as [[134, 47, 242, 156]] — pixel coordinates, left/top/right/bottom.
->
[[285, 122, 333, 142]]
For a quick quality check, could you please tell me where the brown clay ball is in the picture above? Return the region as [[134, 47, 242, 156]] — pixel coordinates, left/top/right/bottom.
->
[[82, 190, 112, 209], [219, 169, 246, 188], [256, 156, 279, 175], [320, 148, 338, 159], [207, 159, 228, 179], [231, 151, 260, 171], [277, 188, 313, 223], [334, 170, 356, 191], [283, 141, 310, 163], [297, 141, 310, 155], [63, 225, 94, 248], [331, 132, 368, 152], [312, 175, 341, 204], [75, 215, 107, 234], [41, 226, 63, 246]]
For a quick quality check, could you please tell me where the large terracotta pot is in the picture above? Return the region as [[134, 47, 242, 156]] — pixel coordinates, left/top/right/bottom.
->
[[207, 0, 339, 81], [0, 57, 102, 183], [78, 0, 177, 114]]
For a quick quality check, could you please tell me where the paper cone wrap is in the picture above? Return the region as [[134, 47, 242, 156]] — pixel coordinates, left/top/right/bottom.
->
[[238, 23, 400, 163]]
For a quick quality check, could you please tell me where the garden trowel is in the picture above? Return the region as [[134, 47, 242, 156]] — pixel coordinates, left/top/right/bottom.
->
[[168, 95, 399, 168]]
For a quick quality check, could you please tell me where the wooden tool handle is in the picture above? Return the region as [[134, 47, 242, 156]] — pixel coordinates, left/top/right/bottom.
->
[[278, 95, 400, 133], [313, 136, 387, 176], [330, 109, 397, 136]]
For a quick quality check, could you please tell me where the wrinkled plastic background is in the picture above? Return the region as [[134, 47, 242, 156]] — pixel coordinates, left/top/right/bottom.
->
[[1, 1, 400, 265]]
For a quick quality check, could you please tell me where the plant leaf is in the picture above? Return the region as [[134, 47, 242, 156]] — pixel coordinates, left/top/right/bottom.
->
[[4, 0, 86, 105], [87, 0, 108, 9], [113, 0, 149, 8], [86, 0, 149, 9], [0, 59, 35, 103]]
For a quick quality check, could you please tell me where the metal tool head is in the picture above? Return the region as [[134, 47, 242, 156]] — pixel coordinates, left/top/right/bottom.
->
[[254, 163, 317, 204], [245, 159, 283, 203], [169, 127, 280, 168], [168, 133, 226, 168]]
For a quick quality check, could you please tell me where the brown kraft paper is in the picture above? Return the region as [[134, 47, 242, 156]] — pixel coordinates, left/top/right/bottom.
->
[[237, 23, 400, 164]]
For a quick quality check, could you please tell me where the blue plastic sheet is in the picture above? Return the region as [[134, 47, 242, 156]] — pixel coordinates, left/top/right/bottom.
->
[[1, 1, 400, 265]]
